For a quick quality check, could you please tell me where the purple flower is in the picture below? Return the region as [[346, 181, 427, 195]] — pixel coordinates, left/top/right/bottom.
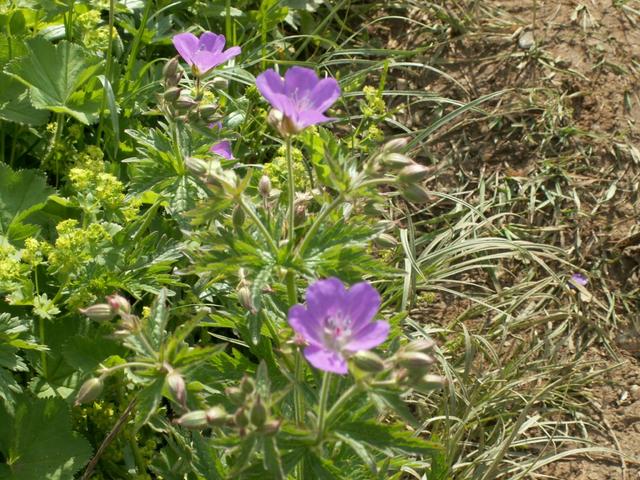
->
[[210, 140, 234, 160], [570, 273, 588, 287], [172, 32, 241, 76], [288, 278, 389, 374], [255, 66, 341, 135]]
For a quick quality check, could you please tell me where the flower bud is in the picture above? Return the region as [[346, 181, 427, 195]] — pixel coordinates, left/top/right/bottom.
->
[[415, 374, 447, 391], [163, 86, 181, 103], [294, 203, 306, 226], [373, 233, 397, 249], [258, 175, 271, 198], [176, 96, 198, 111], [174, 410, 209, 429], [234, 407, 250, 428], [405, 338, 436, 353], [75, 377, 104, 406], [79, 304, 114, 322], [198, 104, 218, 122], [382, 153, 413, 169], [205, 406, 229, 427], [262, 419, 281, 436], [232, 205, 245, 228], [267, 109, 284, 132], [226, 386, 244, 405], [185, 157, 209, 176], [211, 77, 229, 89], [237, 286, 255, 313], [166, 370, 187, 407], [396, 351, 435, 370], [382, 137, 410, 153], [106, 294, 130, 314], [352, 351, 386, 373], [250, 396, 267, 427], [240, 376, 255, 395], [163, 57, 180, 82], [399, 183, 430, 203], [398, 163, 431, 183]]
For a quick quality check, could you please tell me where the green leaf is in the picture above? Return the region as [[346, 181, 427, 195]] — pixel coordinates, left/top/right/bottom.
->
[[0, 396, 92, 480], [0, 72, 48, 125], [5, 38, 103, 124], [262, 436, 285, 480], [335, 421, 441, 456], [0, 164, 54, 241], [134, 376, 165, 429]]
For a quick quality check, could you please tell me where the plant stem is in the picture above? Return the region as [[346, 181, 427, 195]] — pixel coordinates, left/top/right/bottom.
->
[[315, 372, 332, 443], [296, 193, 343, 257], [285, 136, 296, 250], [96, 0, 116, 149], [238, 196, 278, 253], [99, 362, 156, 376], [123, 0, 153, 89], [325, 384, 358, 427]]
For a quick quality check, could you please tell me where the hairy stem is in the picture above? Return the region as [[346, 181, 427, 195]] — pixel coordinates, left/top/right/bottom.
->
[[315, 372, 332, 443], [238, 196, 278, 253], [285, 136, 296, 250]]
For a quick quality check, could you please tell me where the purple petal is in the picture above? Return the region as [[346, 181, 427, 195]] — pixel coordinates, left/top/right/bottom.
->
[[345, 282, 381, 332], [256, 69, 286, 110], [192, 52, 226, 74], [297, 110, 333, 129], [288, 305, 323, 347], [304, 345, 348, 374], [345, 321, 389, 352], [305, 277, 346, 322], [210, 141, 234, 159], [218, 46, 241, 64], [198, 32, 225, 54], [209, 121, 223, 130], [569, 273, 588, 287], [284, 66, 319, 98], [172, 33, 199, 65], [309, 77, 341, 112]]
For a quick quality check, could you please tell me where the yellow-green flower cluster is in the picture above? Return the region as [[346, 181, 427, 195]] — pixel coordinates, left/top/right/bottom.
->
[[77, 10, 118, 52], [48, 220, 111, 275], [0, 237, 22, 288], [21, 238, 48, 267], [263, 145, 310, 191], [360, 86, 387, 118]]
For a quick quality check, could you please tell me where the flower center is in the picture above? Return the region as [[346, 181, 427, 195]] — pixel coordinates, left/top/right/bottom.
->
[[323, 313, 352, 351]]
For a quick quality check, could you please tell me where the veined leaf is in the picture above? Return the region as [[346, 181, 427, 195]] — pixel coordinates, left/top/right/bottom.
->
[[5, 38, 103, 124]]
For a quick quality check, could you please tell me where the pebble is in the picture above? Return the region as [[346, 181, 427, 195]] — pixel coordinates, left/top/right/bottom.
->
[[518, 31, 535, 50], [631, 384, 640, 401]]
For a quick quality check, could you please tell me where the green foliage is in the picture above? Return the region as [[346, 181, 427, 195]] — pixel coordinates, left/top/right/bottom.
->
[[5, 38, 103, 124]]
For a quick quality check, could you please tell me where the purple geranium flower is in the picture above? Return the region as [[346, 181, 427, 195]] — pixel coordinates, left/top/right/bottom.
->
[[172, 32, 241, 76], [210, 140, 234, 160], [288, 278, 389, 374], [570, 273, 588, 287], [255, 66, 341, 135]]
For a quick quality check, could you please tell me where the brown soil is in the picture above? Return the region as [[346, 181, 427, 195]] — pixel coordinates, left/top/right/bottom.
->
[[383, 0, 640, 478]]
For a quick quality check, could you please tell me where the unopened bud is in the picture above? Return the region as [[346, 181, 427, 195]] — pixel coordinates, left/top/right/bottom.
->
[[397, 351, 435, 370], [237, 286, 254, 313], [174, 410, 209, 429], [267, 109, 284, 131], [262, 419, 281, 436], [250, 396, 267, 427], [258, 175, 271, 197], [211, 77, 229, 89], [163, 57, 180, 82], [205, 406, 228, 427], [163, 86, 181, 103], [240, 376, 255, 395], [398, 163, 431, 183], [176, 96, 198, 110], [400, 183, 430, 203], [382, 137, 410, 153], [405, 338, 436, 353], [75, 377, 104, 406], [226, 386, 244, 405], [185, 157, 209, 176], [79, 304, 114, 322], [166, 370, 187, 406], [106, 294, 130, 314], [352, 351, 386, 373], [382, 153, 413, 169], [234, 407, 250, 428], [198, 104, 218, 122], [373, 233, 397, 249], [232, 205, 245, 228], [415, 374, 447, 391]]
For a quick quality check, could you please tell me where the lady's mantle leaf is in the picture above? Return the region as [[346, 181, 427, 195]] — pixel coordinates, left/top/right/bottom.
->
[[5, 38, 103, 124]]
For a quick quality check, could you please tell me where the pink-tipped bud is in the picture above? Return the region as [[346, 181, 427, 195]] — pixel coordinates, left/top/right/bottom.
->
[[382, 137, 410, 153], [166, 370, 187, 407], [163, 57, 180, 82], [75, 377, 104, 406], [107, 294, 130, 314], [398, 163, 431, 183], [205, 406, 229, 427], [258, 175, 271, 198], [397, 351, 436, 370], [79, 304, 114, 322], [262, 419, 281, 436], [382, 153, 413, 169]]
